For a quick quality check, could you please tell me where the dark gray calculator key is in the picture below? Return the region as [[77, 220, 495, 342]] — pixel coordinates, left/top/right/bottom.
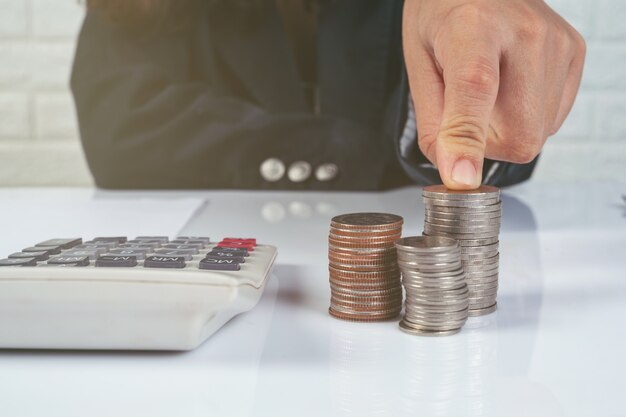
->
[[199, 258, 240, 271], [108, 249, 148, 260], [47, 256, 90, 266], [0, 257, 38, 267], [95, 255, 137, 268], [205, 254, 245, 263], [135, 236, 169, 242], [35, 238, 82, 249], [153, 249, 194, 261], [63, 249, 106, 261], [93, 236, 127, 243], [126, 240, 162, 247], [117, 243, 157, 250], [170, 239, 206, 247], [23, 246, 62, 255], [74, 244, 108, 250], [144, 256, 186, 269], [213, 246, 249, 256], [208, 250, 248, 259], [9, 251, 49, 261], [177, 236, 211, 244], [161, 244, 200, 252], [81, 241, 118, 249]]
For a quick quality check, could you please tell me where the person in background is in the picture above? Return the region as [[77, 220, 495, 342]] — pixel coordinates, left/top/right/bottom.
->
[[71, 0, 585, 191]]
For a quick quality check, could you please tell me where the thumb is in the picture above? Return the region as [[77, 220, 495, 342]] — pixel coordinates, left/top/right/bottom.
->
[[435, 45, 500, 190]]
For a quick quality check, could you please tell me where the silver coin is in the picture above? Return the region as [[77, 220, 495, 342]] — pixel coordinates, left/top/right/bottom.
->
[[467, 302, 497, 316], [424, 210, 502, 220], [423, 229, 500, 240], [394, 236, 460, 253], [424, 222, 501, 233], [455, 237, 500, 246], [422, 203, 501, 214], [460, 243, 500, 253], [425, 217, 501, 227], [422, 184, 500, 200], [399, 320, 462, 336], [423, 197, 500, 208]]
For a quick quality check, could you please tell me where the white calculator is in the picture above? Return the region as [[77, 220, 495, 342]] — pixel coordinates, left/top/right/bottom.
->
[[0, 236, 277, 351]]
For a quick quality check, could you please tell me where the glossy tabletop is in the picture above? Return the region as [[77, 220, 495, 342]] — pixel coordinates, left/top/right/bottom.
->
[[0, 181, 624, 417]]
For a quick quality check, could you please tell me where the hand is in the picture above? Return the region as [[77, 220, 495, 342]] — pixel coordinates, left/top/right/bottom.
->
[[403, 0, 586, 189]]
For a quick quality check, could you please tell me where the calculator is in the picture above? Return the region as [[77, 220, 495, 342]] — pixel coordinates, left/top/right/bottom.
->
[[0, 236, 277, 351]]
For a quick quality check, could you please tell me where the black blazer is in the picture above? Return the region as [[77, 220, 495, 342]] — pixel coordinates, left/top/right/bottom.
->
[[71, 0, 537, 190]]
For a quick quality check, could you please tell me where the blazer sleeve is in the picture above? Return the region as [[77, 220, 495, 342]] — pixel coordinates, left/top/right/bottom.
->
[[70, 11, 389, 190]]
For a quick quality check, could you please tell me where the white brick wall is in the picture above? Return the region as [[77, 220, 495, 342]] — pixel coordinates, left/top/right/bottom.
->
[[0, 0, 623, 186]]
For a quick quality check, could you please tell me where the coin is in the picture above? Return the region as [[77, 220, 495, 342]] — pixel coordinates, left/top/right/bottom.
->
[[422, 185, 502, 316], [328, 213, 404, 321], [331, 213, 403, 230], [395, 236, 469, 336], [423, 184, 500, 200]]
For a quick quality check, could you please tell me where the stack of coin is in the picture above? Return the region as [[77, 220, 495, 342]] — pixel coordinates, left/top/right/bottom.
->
[[395, 236, 469, 336], [328, 213, 404, 321], [422, 185, 501, 316]]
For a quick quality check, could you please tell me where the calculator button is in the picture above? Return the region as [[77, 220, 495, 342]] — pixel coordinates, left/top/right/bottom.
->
[[93, 237, 127, 243], [95, 255, 137, 268], [47, 256, 90, 266], [170, 239, 206, 247], [0, 257, 37, 267], [80, 241, 118, 249], [9, 251, 49, 261], [108, 249, 148, 260], [161, 244, 201, 252], [126, 240, 163, 247], [217, 241, 254, 251], [213, 247, 249, 256], [144, 256, 186, 269], [153, 249, 194, 261], [63, 249, 106, 260], [23, 246, 62, 255], [205, 254, 245, 263], [199, 258, 241, 271], [222, 238, 257, 246], [35, 238, 82, 249], [177, 236, 211, 244], [135, 236, 169, 242], [208, 250, 246, 258], [117, 243, 157, 250]]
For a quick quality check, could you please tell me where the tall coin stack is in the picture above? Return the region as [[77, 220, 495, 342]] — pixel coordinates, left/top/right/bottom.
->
[[422, 185, 501, 316], [328, 213, 404, 321], [395, 236, 469, 336]]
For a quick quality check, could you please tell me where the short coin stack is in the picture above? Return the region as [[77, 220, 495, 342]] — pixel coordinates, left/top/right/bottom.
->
[[328, 213, 404, 321], [395, 236, 469, 336], [422, 185, 501, 316]]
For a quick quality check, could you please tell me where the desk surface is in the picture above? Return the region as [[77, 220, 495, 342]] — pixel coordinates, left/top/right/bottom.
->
[[0, 181, 624, 417]]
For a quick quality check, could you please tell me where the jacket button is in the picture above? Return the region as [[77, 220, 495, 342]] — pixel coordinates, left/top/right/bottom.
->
[[287, 161, 312, 183], [315, 163, 339, 181], [260, 158, 285, 182]]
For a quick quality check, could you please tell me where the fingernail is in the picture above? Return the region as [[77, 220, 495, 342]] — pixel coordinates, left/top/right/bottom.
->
[[451, 159, 479, 187]]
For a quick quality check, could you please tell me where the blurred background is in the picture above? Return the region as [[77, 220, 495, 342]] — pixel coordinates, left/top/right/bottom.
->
[[0, 0, 624, 186]]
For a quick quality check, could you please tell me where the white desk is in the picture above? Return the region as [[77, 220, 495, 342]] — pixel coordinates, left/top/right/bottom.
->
[[0, 181, 624, 417]]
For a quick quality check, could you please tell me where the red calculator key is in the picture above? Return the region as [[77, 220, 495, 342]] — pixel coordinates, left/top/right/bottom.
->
[[221, 239, 256, 246], [217, 241, 255, 251]]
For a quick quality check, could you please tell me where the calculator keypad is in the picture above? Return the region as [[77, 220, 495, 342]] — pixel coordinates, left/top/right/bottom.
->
[[0, 237, 256, 272]]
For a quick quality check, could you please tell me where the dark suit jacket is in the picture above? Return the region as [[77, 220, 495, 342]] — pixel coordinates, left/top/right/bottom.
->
[[71, 0, 537, 190]]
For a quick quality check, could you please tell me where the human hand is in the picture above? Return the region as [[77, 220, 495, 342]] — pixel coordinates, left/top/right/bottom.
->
[[403, 0, 586, 189]]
